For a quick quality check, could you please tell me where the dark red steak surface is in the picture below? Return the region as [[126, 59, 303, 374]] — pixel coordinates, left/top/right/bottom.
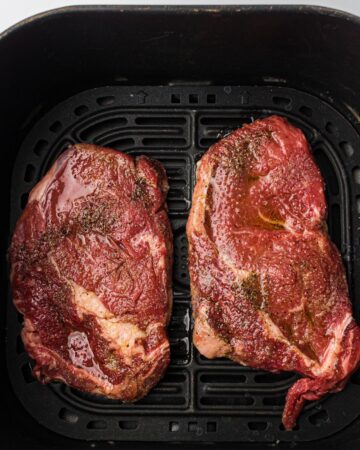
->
[[187, 116, 360, 429], [10, 144, 173, 400]]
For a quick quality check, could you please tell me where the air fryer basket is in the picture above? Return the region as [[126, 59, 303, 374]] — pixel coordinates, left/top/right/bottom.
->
[[2, 6, 360, 450]]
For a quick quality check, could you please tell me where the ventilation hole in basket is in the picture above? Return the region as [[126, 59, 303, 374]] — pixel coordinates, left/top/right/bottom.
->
[[149, 385, 180, 395], [330, 204, 341, 250], [167, 191, 183, 201], [325, 122, 337, 134], [299, 106, 312, 117], [119, 420, 138, 430], [49, 121, 62, 133], [169, 421, 180, 432], [248, 422, 268, 431], [24, 164, 35, 183], [189, 94, 199, 104], [16, 335, 25, 354], [200, 374, 246, 383], [166, 167, 184, 177], [171, 94, 181, 104], [169, 189, 185, 199], [68, 388, 120, 405], [313, 148, 339, 195], [170, 179, 186, 188], [96, 138, 135, 151], [74, 105, 89, 116], [21, 192, 29, 209], [200, 396, 254, 406], [33, 139, 48, 156], [308, 410, 329, 426], [339, 141, 354, 157], [135, 116, 186, 125], [79, 118, 128, 141], [200, 116, 252, 126], [21, 363, 35, 383], [351, 369, 360, 384], [168, 199, 188, 211], [200, 138, 217, 147], [272, 96, 291, 108], [138, 395, 186, 406], [87, 420, 107, 430], [352, 167, 360, 184], [59, 408, 79, 424], [262, 395, 285, 406], [207, 94, 216, 104], [162, 372, 186, 383], [254, 372, 293, 383], [142, 137, 187, 147], [170, 339, 189, 359], [96, 96, 115, 106], [207, 422, 217, 432], [356, 197, 360, 215], [105, 138, 135, 150]]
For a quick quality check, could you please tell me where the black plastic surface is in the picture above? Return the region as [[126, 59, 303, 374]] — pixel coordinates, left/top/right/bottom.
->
[[7, 84, 360, 443]]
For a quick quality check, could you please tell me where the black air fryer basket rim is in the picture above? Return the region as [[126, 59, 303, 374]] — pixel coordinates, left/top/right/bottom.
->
[[2, 3, 360, 42], [2, 4, 360, 450]]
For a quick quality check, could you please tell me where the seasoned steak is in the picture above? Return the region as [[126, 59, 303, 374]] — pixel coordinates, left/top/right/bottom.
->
[[187, 116, 360, 429], [10, 144, 173, 400]]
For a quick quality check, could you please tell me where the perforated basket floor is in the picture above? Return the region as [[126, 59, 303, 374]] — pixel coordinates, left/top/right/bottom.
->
[[7, 85, 360, 443]]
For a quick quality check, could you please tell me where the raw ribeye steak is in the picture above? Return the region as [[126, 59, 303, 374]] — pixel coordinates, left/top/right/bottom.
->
[[187, 115, 360, 429], [10, 144, 172, 400]]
